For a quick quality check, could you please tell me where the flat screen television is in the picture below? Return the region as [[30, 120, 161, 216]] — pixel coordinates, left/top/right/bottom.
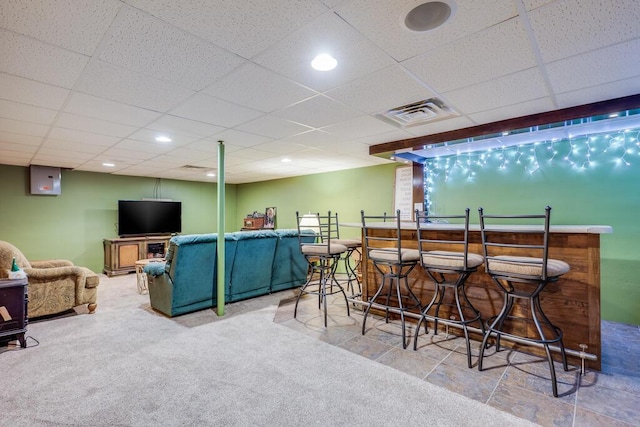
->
[[118, 200, 182, 237]]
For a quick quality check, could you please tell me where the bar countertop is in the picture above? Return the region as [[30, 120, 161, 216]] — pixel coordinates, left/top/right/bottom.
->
[[341, 222, 613, 234]]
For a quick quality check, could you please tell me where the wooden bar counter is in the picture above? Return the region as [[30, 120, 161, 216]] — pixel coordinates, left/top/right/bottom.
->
[[343, 222, 612, 370]]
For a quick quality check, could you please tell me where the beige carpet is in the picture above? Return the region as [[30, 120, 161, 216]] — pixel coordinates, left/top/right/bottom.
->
[[0, 275, 536, 426]]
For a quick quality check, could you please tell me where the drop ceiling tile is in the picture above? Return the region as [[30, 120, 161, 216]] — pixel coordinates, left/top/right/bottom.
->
[[280, 129, 347, 149], [98, 147, 158, 162], [529, 0, 640, 63], [357, 129, 414, 145], [326, 65, 436, 114], [48, 127, 120, 146], [555, 75, 640, 109], [235, 115, 312, 139], [311, 139, 369, 155], [0, 149, 35, 162], [180, 139, 219, 155], [402, 17, 536, 93], [127, 128, 197, 147], [34, 147, 95, 161], [0, 141, 38, 153], [443, 68, 548, 115], [272, 95, 362, 128], [334, 0, 517, 61], [322, 115, 399, 139], [114, 164, 168, 176], [114, 139, 175, 155], [0, 117, 50, 137], [161, 147, 214, 163], [63, 92, 161, 127], [99, 7, 244, 91], [209, 129, 271, 148], [55, 113, 137, 138], [146, 115, 224, 139], [254, 12, 395, 92], [75, 161, 136, 173], [0, 73, 69, 110], [0, 131, 43, 146], [404, 116, 478, 137], [251, 140, 311, 155], [40, 138, 106, 154], [142, 155, 192, 167], [75, 60, 195, 112], [466, 97, 553, 126], [522, 0, 556, 11], [230, 149, 280, 163], [0, 100, 57, 125], [0, 29, 89, 89], [546, 39, 640, 94], [127, 0, 328, 59], [204, 62, 317, 113], [170, 94, 263, 128], [0, 0, 122, 55]]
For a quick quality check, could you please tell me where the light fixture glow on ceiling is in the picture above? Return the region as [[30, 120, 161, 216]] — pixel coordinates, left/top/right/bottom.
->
[[155, 136, 172, 143], [311, 54, 337, 71], [206, 172, 215, 177], [102, 162, 115, 167]]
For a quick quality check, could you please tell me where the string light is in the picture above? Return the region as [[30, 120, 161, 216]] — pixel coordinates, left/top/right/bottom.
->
[[423, 127, 640, 214]]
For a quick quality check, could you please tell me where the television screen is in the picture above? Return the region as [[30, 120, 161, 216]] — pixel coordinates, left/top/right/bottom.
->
[[118, 200, 181, 237]]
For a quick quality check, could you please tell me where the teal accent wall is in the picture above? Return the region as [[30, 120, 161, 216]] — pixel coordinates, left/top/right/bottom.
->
[[426, 138, 640, 325]]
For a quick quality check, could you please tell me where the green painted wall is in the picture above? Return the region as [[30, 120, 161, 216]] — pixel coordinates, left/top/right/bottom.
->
[[236, 163, 398, 240], [426, 138, 640, 325], [0, 165, 236, 273]]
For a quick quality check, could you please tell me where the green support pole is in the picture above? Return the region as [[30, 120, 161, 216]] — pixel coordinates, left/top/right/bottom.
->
[[217, 140, 225, 316]]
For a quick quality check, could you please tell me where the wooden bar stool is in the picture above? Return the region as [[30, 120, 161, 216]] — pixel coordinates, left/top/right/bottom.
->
[[412, 208, 484, 368], [478, 206, 569, 397]]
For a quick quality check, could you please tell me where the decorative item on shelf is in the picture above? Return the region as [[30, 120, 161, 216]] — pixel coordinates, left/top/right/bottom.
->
[[264, 207, 276, 229], [8, 256, 26, 279]]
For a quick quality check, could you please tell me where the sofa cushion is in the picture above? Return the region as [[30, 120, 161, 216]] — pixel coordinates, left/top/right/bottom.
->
[[227, 230, 277, 302]]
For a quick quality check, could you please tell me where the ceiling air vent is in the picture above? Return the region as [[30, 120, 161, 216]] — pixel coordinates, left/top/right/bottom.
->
[[376, 97, 458, 128], [180, 165, 208, 170]]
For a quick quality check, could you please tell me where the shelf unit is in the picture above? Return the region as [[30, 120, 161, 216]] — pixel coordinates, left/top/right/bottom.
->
[[103, 235, 171, 276]]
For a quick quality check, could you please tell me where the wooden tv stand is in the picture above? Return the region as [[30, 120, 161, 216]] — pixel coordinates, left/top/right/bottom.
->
[[103, 235, 171, 277]]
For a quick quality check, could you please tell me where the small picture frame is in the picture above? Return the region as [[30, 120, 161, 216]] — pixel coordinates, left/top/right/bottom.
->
[[264, 207, 276, 229]]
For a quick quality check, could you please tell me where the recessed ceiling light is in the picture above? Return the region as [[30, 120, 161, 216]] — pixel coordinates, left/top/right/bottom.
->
[[155, 135, 172, 143], [102, 162, 115, 167], [311, 54, 337, 71], [206, 172, 215, 177], [281, 158, 292, 163], [404, 1, 455, 32]]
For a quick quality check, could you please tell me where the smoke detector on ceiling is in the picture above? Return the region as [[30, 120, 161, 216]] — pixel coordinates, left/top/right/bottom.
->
[[376, 97, 459, 128]]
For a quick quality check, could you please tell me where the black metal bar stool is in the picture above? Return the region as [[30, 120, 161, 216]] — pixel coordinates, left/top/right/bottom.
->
[[294, 211, 350, 327], [326, 212, 362, 299], [478, 206, 570, 397], [361, 209, 422, 349], [412, 208, 484, 368]]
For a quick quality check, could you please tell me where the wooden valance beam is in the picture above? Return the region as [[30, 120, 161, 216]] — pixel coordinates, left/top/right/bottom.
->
[[370, 93, 640, 158]]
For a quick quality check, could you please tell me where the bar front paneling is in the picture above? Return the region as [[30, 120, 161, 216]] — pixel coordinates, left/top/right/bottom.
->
[[354, 223, 611, 370]]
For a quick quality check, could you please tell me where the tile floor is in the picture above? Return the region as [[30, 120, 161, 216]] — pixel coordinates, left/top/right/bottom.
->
[[274, 286, 640, 427]]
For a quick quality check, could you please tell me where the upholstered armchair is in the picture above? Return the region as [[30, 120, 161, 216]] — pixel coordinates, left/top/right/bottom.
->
[[0, 240, 99, 318]]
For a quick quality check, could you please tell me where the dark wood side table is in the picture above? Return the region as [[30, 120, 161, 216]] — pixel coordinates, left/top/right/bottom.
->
[[0, 278, 28, 348]]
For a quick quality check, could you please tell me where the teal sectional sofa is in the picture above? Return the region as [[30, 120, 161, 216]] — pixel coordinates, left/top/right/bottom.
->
[[144, 229, 310, 317]]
